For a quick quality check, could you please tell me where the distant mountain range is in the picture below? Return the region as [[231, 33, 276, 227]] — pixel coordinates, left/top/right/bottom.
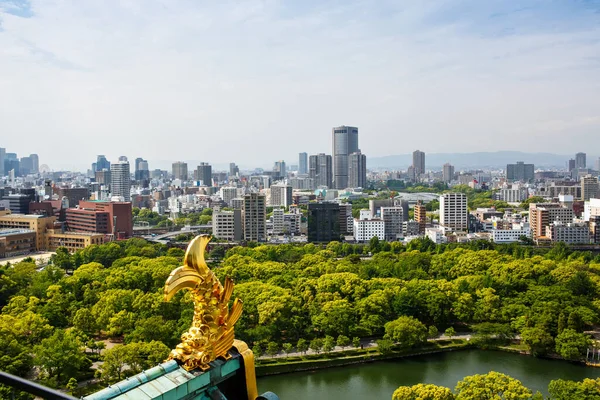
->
[[368, 151, 598, 170]]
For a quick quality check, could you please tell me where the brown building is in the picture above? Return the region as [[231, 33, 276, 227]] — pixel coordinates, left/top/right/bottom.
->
[[77, 200, 133, 238], [46, 230, 104, 252], [0, 229, 37, 258], [414, 201, 427, 234], [0, 214, 56, 251], [66, 208, 110, 233], [529, 203, 575, 240], [53, 186, 90, 209], [29, 200, 65, 221]]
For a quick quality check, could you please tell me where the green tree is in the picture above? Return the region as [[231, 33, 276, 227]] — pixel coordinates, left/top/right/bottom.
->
[[454, 371, 532, 400], [548, 377, 600, 399], [376, 339, 394, 355], [282, 343, 293, 357], [520, 327, 554, 357], [567, 311, 584, 333], [444, 327, 456, 339], [33, 330, 89, 384], [297, 339, 308, 355], [555, 329, 590, 360], [310, 338, 323, 354], [557, 313, 567, 334], [323, 335, 335, 353], [392, 383, 455, 400], [337, 335, 351, 349], [252, 343, 264, 358], [428, 326, 439, 338], [385, 316, 427, 349], [266, 341, 280, 358], [72, 308, 97, 336], [66, 377, 78, 394], [352, 337, 361, 348]]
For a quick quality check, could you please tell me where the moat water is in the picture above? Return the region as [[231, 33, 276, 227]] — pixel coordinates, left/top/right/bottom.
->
[[258, 350, 600, 399]]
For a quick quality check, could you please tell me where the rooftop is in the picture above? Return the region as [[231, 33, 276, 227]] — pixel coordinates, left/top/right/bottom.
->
[[0, 228, 35, 237]]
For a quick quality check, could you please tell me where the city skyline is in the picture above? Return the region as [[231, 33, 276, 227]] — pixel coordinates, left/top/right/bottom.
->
[[1, 1, 599, 169]]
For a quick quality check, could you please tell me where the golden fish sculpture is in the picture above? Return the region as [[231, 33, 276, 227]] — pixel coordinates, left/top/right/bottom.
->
[[164, 235, 243, 371]]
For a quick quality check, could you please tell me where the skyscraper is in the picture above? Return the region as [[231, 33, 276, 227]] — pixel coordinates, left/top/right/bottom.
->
[[348, 151, 367, 188], [196, 162, 212, 186], [568, 159, 576, 172], [111, 157, 131, 201], [298, 153, 308, 175], [172, 162, 188, 180], [229, 163, 239, 178], [506, 161, 534, 182], [443, 163, 455, 183], [97, 155, 110, 172], [270, 184, 293, 207], [440, 193, 468, 232], [412, 150, 425, 176], [0, 147, 5, 176], [29, 154, 39, 174], [576, 152, 586, 169], [309, 153, 332, 188], [273, 160, 286, 178], [20, 156, 33, 175], [332, 125, 359, 189], [582, 175, 599, 201], [243, 193, 266, 241], [135, 158, 149, 187]]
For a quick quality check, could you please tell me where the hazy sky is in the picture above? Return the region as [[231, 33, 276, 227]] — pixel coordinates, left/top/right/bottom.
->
[[1, 0, 599, 171]]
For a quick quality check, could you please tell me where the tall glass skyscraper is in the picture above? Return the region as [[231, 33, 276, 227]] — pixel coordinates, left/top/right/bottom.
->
[[332, 126, 358, 189]]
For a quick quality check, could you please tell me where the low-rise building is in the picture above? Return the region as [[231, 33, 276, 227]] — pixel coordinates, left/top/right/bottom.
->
[[212, 209, 243, 241], [547, 222, 590, 244], [0, 229, 36, 258], [353, 212, 385, 242], [426, 227, 446, 244], [46, 230, 105, 252]]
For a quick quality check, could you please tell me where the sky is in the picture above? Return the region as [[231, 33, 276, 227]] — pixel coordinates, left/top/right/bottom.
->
[[0, 0, 599, 171]]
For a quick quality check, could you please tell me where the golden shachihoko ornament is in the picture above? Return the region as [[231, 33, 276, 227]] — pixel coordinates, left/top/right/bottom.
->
[[164, 235, 243, 371]]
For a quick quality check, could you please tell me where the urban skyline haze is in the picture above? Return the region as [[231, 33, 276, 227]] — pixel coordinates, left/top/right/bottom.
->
[[1, 0, 599, 170]]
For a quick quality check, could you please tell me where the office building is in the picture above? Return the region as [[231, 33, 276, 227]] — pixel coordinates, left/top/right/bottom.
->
[[95, 170, 111, 187], [581, 175, 599, 201], [442, 163, 455, 183], [30, 154, 39, 174], [0, 214, 55, 251], [404, 220, 421, 237], [339, 203, 353, 235], [547, 222, 590, 244], [309, 153, 333, 189], [20, 156, 33, 175], [381, 207, 403, 241], [46, 230, 104, 252], [348, 151, 367, 189], [76, 200, 133, 238], [499, 186, 528, 203], [53, 187, 89, 209], [332, 125, 359, 189], [568, 159, 576, 172], [0, 229, 37, 258], [196, 163, 212, 186], [413, 150, 426, 176], [440, 193, 468, 232], [229, 163, 239, 178], [0, 147, 5, 176], [270, 184, 293, 207], [575, 152, 586, 169], [298, 153, 308, 175], [353, 211, 385, 242], [3, 194, 32, 214], [96, 155, 110, 172], [172, 162, 188, 181], [111, 157, 131, 201], [529, 203, 575, 239], [595, 158, 600, 172], [135, 158, 150, 187], [212, 209, 243, 241], [307, 202, 340, 243], [506, 161, 534, 182], [243, 193, 266, 242], [273, 160, 286, 179], [414, 201, 427, 234]]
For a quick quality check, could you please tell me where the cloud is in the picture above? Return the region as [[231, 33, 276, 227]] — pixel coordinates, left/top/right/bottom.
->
[[0, 0, 599, 170]]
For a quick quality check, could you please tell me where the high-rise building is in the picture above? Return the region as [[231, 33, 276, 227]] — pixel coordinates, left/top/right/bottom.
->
[[20, 156, 33, 175], [172, 162, 188, 181], [442, 163, 455, 183], [339, 203, 353, 235], [273, 161, 286, 178], [582, 175, 599, 201], [348, 151, 367, 189], [575, 152, 586, 169], [506, 161, 534, 182], [111, 157, 131, 201], [196, 163, 212, 186], [4, 153, 19, 177], [440, 193, 468, 232], [529, 203, 574, 239], [220, 187, 239, 206], [307, 202, 340, 243], [0, 147, 5, 176], [309, 153, 333, 189], [595, 158, 600, 172], [332, 126, 359, 189], [95, 170, 111, 187], [97, 155, 110, 172], [29, 154, 39, 174], [243, 193, 266, 242], [229, 163, 239, 178], [134, 158, 149, 188], [381, 207, 403, 241], [298, 153, 308, 175], [414, 201, 427, 234], [270, 184, 293, 207], [568, 159, 576, 172], [413, 150, 426, 176]]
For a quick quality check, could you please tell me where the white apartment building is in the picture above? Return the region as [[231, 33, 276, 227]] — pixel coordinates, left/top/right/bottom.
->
[[353, 211, 385, 242], [212, 209, 242, 241], [499, 186, 528, 203], [270, 184, 293, 207], [220, 187, 239, 206], [584, 198, 600, 222], [426, 227, 447, 244], [272, 208, 285, 235], [547, 222, 590, 244], [491, 225, 531, 243], [440, 193, 468, 232]]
